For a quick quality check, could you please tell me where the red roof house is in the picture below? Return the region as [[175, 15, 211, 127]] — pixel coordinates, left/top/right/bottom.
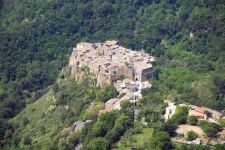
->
[[195, 107, 205, 114]]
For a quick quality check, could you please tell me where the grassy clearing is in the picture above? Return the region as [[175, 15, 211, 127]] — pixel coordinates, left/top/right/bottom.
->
[[133, 128, 153, 145], [114, 128, 153, 150]]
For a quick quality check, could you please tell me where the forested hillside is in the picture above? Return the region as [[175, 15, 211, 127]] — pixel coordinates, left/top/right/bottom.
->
[[0, 0, 225, 149]]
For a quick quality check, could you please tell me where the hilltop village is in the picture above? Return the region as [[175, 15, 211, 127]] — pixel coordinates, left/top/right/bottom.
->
[[68, 40, 225, 147], [69, 40, 155, 86], [68, 40, 154, 112]]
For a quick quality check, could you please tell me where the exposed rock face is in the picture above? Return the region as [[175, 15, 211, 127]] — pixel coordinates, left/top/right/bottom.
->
[[69, 65, 89, 84], [68, 40, 155, 87]]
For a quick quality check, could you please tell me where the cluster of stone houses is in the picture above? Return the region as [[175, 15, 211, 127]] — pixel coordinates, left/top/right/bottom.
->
[[68, 40, 155, 114], [69, 40, 155, 87], [114, 79, 152, 99]]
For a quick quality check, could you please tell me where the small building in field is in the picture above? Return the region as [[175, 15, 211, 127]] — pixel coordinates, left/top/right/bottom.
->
[[189, 105, 207, 119], [189, 105, 224, 121]]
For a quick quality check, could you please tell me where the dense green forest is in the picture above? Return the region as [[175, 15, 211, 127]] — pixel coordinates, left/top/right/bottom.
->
[[0, 0, 225, 149]]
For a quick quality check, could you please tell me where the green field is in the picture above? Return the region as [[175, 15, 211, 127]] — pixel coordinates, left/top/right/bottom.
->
[[115, 128, 153, 150]]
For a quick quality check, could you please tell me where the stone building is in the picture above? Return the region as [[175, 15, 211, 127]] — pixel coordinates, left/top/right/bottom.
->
[[69, 40, 155, 87]]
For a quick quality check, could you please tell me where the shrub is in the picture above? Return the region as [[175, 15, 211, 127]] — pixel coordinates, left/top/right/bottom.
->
[[161, 123, 177, 136], [186, 131, 198, 141], [219, 119, 225, 127], [106, 115, 132, 143], [199, 121, 221, 137], [23, 136, 32, 145], [169, 114, 187, 125], [147, 131, 173, 150], [215, 144, 225, 150], [97, 85, 117, 102], [188, 116, 198, 125], [118, 93, 126, 99], [168, 106, 189, 125], [22, 117, 29, 125], [53, 83, 59, 93], [68, 131, 81, 147], [91, 121, 109, 137], [83, 101, 104, 120], [55, 89, 70, 105], [87, 137, 109, 150]]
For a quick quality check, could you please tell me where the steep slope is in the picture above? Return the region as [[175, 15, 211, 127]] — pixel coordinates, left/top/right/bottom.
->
[[5, 77, 107, 149]]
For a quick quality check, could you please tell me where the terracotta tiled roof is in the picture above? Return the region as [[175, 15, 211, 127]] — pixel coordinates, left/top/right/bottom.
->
[[195, 107, 205, 114], [108, 64, 119, 68]]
